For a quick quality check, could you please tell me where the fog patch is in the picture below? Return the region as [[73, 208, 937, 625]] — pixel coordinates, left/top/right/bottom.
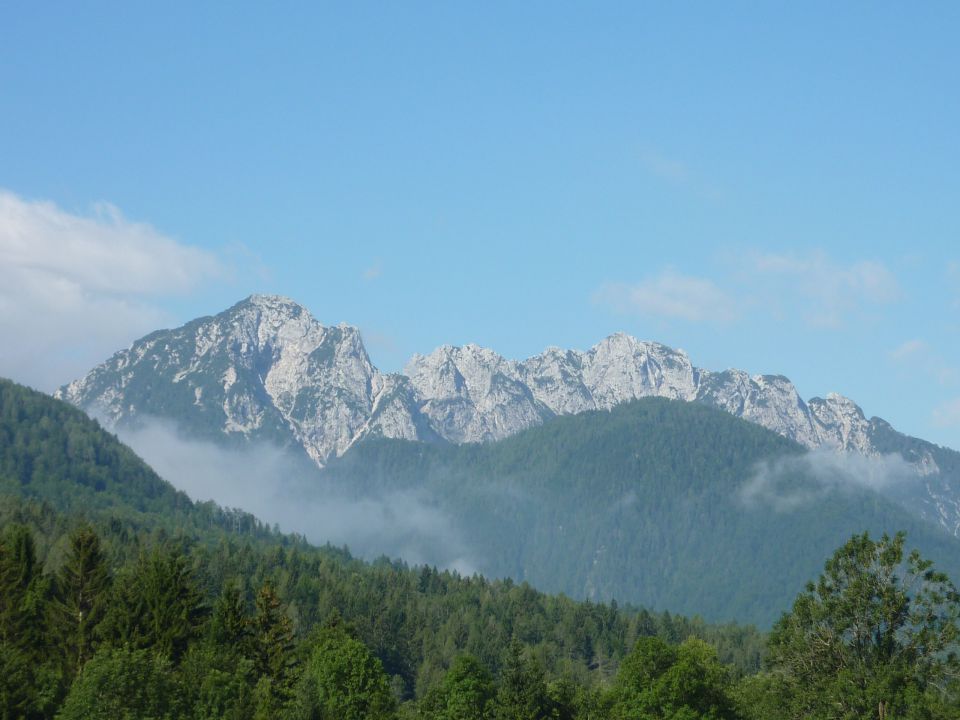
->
[[740, 449, 919, 512], [116, 418, 481, 575]]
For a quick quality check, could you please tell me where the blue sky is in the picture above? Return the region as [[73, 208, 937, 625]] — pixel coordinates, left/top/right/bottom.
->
[[2, 3, 959, 448]]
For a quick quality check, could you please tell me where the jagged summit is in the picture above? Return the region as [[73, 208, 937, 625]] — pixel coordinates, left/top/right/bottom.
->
[[57, 295, 960, 536], [57, 298, 884, 459], [56, 295, 420, 464]]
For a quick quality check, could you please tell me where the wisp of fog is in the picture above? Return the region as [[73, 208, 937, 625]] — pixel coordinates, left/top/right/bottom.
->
[[116, 418, 480, 576]]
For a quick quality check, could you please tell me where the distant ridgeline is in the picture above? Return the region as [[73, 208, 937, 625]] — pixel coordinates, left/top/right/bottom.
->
[[15, 364, 960, 627], [320, 397, 960, 626], [57, 295, 960, 542]]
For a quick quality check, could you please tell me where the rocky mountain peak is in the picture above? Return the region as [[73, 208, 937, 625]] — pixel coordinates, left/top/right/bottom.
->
[[55, 295, 960, 540], [56, 296, 931, 465]]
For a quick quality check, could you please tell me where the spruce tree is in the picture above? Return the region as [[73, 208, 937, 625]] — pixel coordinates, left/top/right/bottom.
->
[[51, 525, 111, 675], [252, 582, 297, 713], [100, 547, 204, 662], [495, 640, 552, 720]]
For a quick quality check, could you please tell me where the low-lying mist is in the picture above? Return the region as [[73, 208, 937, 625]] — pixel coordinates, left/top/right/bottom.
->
[[116, 418, 481, 576], [739, 448, 920, 512]]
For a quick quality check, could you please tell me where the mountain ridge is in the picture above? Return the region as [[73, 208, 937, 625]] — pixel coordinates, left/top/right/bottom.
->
[[56, 294, 960, 535]]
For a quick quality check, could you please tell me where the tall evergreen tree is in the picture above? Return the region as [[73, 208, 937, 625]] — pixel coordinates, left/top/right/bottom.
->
[[0, 525, 42, 651], [495, 640, 553, 720], [251, 581, 297, 713], [0, 526, 57, 720], [51, 525, 111, 675], [209, 583, 251, 652], [101, 547, 204, 662]]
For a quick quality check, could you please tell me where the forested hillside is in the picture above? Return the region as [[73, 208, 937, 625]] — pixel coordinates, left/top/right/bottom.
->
[[0, 377, 760, 717], [2, 377, 959, 718], [0, 377, 281, 543], [323, 398, 960, 625]]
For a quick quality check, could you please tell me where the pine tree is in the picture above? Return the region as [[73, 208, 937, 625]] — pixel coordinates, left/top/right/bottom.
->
[[495, 640, 552, 720], [51, 525, 111, 675], [210, 583, 251, 652], [0, 525, 41, 650], [252, 582, 297, 712], [0, 526, 51, 720], [101, 547, 204, 662]]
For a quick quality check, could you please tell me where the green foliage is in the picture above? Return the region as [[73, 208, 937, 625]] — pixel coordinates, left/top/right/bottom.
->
[[179, 642, 256, 720], [55, 646, 183, 720], [297, 624, 397, 720], [766, 532, 960, 719], [251, 581, 297, 712], [50, 524, 110, 674], [495, 640, 554, 720], [420, 654, 496, 720], [100, 547, 205, 661], [15, 378, 957, 717], [0, 377, 284, 543], [608, 637, 739, 719], [0, 525, 44, 651], [326, 398, 960, 626]]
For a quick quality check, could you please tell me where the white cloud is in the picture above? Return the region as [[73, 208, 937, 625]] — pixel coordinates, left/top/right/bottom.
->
[[750, 251, 900, 328], [740, 450, 918, 512], [594, 270, 738, 325], [0, 190, 222, 390], [117, 418, 479, 573]]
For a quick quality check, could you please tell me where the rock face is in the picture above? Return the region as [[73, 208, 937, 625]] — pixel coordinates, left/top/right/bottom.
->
[[58, 295, 959, 534], [405, 332, 877, 455], [57, 295, 424, 465]]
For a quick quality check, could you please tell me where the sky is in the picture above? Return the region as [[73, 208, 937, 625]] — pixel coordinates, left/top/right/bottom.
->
[[1, 3, 959, 449]]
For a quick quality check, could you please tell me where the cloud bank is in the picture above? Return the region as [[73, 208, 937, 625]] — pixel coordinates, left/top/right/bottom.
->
[[740, 449, 918, 513], [117, 418, 479, 574], [0, 190, 222, 390]]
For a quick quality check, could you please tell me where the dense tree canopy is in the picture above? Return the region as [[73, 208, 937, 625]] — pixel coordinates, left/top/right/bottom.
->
[[2, 377, 959, 718], [766, 532, 960, 719]]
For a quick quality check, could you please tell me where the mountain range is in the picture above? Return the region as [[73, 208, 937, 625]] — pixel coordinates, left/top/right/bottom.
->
[[57, 294, 960, 537], [12, 372, 960, 626]]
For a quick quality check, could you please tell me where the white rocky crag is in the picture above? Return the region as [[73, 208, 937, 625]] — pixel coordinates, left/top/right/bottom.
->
[[56, 294, 924, 461], [57, 295, 423, 465], [59, 295, 960, 537], [404, 331, 877, 454]]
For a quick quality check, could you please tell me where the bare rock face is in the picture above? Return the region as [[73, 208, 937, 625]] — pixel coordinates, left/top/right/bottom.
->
[[55, 294, 891, 459], [58, 295, 960, 537], [57, 295, 423, 464], [404, 344, 549, 444]]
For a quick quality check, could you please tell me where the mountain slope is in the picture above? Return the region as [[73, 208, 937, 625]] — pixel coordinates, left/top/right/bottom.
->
[[23, 368, 960, 627], [56, 295, 960, 538], [0, 377, 278, 540], [321, 398, 960, 626]]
